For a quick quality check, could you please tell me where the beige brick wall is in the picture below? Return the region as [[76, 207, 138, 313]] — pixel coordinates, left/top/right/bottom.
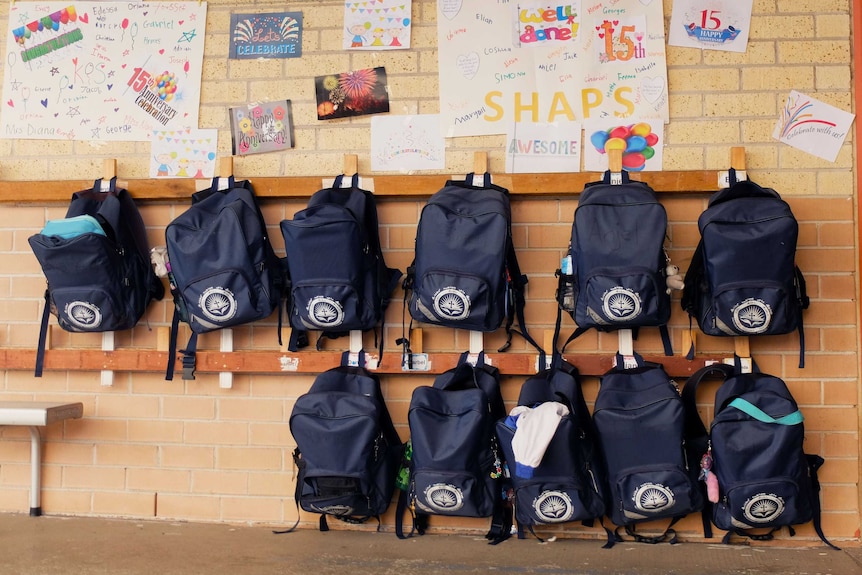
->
[[0, 0, 858, 545]]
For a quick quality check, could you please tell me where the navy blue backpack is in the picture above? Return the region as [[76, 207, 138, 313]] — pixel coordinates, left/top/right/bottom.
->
[[29, 178, 165, 376], [396, 352, 511, 543], [280, 174, 401, 352], [495, 352, 608, 542], [284, 351, 402, 532], [403, 173, 538, 353], [557, 170, 672, 355], [593, 352, 703, 543], [682, 360, 837, 549], [681, 169, 809, 366], [164, 177, 284, 380]]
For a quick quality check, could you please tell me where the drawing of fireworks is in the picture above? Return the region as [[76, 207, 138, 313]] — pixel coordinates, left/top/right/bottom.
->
[[777, 92, 836, 138]]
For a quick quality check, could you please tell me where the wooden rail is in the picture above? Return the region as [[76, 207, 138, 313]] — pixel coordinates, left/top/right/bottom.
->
[[0, 348, 727, 378], [0, 170, 720, 203]]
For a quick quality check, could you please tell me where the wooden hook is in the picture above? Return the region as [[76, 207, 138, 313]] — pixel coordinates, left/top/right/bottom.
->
[[730, 146, 746, 170], [219, 156, 234, 178], [344, 154, 358, 176], [473, 151, 488, 174], [608, 147, 623, 175]]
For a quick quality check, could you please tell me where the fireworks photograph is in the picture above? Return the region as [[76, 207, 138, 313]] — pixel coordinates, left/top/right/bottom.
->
[[315, 66, 390, 120]]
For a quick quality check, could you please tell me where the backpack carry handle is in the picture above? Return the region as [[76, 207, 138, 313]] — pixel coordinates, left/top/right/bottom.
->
[[333, 173, 360, 189], [465, 172, 492, 188], [94, 177, 117, 193]]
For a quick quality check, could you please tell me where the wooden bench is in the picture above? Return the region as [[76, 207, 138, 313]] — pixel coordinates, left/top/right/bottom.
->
[[0, 401, 83, 516]]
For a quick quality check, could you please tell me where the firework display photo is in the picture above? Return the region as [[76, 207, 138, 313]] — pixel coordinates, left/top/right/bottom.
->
[[315, 67, 390, 120]]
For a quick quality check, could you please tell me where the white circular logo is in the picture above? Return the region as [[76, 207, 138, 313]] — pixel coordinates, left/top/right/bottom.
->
[[732, 298, 772, 334], [64, 301, 102, 329], [742, 493, 785, 524], [200, 287, 237, 323], [307, 296, 344, 327], [533, 490, 574, 523], [602, 287, 642, 322], [633, 483, 675, 513], [432, 287, 471, 321], [421, 483, 464, 513]]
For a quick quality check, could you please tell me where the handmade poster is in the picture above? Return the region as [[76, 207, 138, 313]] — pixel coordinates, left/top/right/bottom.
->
[[229, 12, 302, 59], [150, 128, 217, 178], [773, 91, 855, 163], [504, 121, 581, 173], [583, 119, 664, 172], [315, 67, 390, 120], [668, 0, 752, 53], [437, 0, 668, 138], [1, 2, 207, 141], [229, 100, 294, 155], [343, 0, 411, 50], [371, 114, 445, 172]]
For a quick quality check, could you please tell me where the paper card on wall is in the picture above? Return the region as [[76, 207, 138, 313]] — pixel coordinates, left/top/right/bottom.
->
[[668, 0, 752, 53], [505, 121, 581, 173], [773, 91, 855, 163], [315, 67, 390, 120], [229, 12, 302, 59], [371, 115, 445, 172], [343, 1, 411, 50], [229, 100, 295, 155], [150, 128, 217, 178], [583, 119, 664, 172], [1, 2, 207, 142], [437, 0, 668, 138]]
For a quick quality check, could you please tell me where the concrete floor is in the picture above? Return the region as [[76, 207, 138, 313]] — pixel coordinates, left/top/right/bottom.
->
[[0, 513, 859, 575]]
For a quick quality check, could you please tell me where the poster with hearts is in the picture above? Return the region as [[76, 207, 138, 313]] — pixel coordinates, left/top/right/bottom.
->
[[437, 0, 668, 138], [1, 2, 207, 141]]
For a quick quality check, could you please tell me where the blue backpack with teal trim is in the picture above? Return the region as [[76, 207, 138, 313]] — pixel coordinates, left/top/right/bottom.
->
[[682, 360, 837, 549]]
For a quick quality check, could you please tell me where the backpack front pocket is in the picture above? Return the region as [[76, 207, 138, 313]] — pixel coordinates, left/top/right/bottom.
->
[[716, 478, 810, 531], [614, 464, 698, 523], [411, 269, 498, 331], [181, 268, 264, 331], [581, 267, 667, 328], [412, 469, 494, 517], [712, 281, 794, 336], [515, 480, 592, 525], [292, 281, 368, 331]]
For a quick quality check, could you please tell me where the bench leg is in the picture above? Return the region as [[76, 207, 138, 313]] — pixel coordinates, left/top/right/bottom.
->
[[28, 426, 42, 517]]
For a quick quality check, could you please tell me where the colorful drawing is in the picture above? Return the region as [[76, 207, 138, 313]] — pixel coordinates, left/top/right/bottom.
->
[[772, 91, 855, 163], [518, 3, 581, 47], [437, 0, 668, 138], [343, 1, 411, 50], [1, 2, 207, 142], [229, 100, 294, 155], [315, 67, 390, 120], [584, 119, 664, 172], [505, 121, 582, 174], [668, 0, 752, 53], [149, 128, 218, 178], [229, 12, 302, 59], [371, 115, 445, 172]]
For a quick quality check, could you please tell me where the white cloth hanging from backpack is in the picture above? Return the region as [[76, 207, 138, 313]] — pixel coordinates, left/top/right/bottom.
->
[[506, 402, 569, 479]]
